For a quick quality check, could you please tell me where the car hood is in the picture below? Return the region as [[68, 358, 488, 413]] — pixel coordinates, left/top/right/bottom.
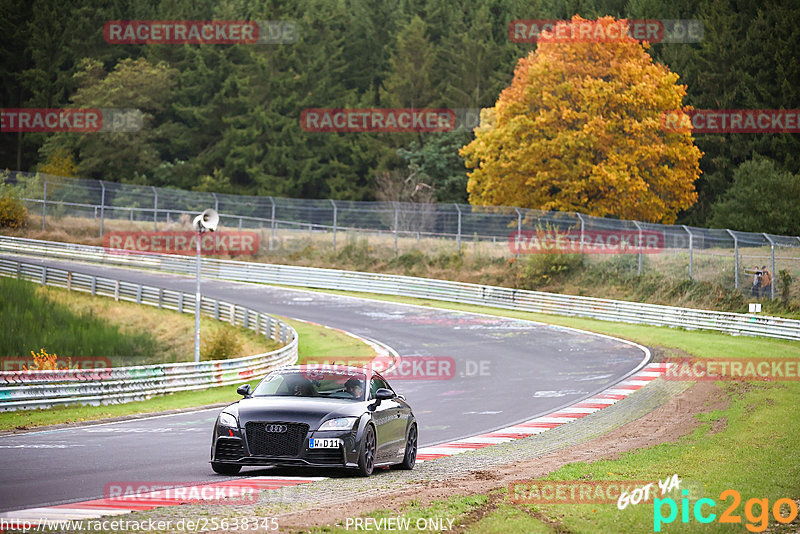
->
[[234, 396, 365, 428]]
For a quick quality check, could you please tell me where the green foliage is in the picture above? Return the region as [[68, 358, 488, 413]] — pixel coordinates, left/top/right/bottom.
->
[[708, 158, 800, 235], [778, 269, 793, 303], [0, 0, 798, 227], [201, 326, 243, 361], [0, 277, 159, 358], [0, 195, 27, 228]]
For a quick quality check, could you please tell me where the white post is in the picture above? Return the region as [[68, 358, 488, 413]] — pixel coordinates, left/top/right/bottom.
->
[[454, 204, 462, 254], [152, 186, 158, 232], [195, 228, 202, 363], [682, 225, 693, 280], [99, 180, 105, 237], [632, 220, 643, 275], [330, 199, 337, 251]]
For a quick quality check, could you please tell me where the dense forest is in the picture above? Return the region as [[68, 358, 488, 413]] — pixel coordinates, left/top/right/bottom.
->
[[1, 0, 798, 230]]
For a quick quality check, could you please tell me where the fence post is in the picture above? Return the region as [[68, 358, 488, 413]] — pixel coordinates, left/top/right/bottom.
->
[[632, 221, 643, 275], [42, 175, 47, 230], [269, 196, 276, 251], [764, 233, 775, 300], [514, 208, 522, 259], [67, 271, 71, 291], [576, 213, 585, 254], [393, 202, 399, 256], [454, 204, 462, 254], [115, 280, 120, 302], [330, 199, 337, 251], [151, 186, 158, 232], [99, 180, 106, 238], [682, 225, 693, 280], [211, 192, 218, 213], [726, 229, 739, 289]]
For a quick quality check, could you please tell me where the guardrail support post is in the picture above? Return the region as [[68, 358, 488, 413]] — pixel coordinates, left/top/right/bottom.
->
[[99, 180, 106, 237], [177, 292, 183, 312], [633, 221, 643, 275], [158, 288, 163, 308], [230, 303, 236, 325], [136, 284, 142, 304], [90, 275, 96, 295], [330, 199, 337, 251], [41, 267, 46, 286], [16, 262, 21, 280], [151, 186, 158, 232], [114, 280, 120, 302], [214, 300, 219, 320], [726, 229, 739, 289], [682, 225, 693, 280], [67, 271, 71, 291], [764, 233, 776, 300], [454, 204, 462, 254], [243, 310, 249, 329]]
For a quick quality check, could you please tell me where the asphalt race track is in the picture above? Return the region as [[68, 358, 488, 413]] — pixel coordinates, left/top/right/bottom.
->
[[0, 255, 648, 513]]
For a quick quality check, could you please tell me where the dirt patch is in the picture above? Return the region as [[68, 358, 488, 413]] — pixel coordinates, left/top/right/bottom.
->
[[279, 381, 727, 532]]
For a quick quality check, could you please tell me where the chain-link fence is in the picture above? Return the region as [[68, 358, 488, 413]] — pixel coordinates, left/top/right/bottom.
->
[[5, 171, 800, 300]]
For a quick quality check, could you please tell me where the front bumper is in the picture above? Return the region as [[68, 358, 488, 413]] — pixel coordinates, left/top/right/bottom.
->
[[212, 422, 361, 468]]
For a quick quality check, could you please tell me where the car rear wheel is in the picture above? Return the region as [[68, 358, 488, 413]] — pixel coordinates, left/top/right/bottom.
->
[[211, 462, 241, 475], [396, 424, 417, 470], [357, 425, 376, 477]]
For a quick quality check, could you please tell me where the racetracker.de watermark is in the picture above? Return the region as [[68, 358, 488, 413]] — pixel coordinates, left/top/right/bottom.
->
[[300, 108, 457, 132], [103, 231, 259, 256], [103, 481, 258, 505], [509, 19, 703, 43], [663, 357, 800, 381], [509, 230, 664, 254], [1, 108, 143, 132], [661, 109, 800, 133], [509, 479, 658, 504], [104, 20, 297, 44], [301, 356, 469, 380]]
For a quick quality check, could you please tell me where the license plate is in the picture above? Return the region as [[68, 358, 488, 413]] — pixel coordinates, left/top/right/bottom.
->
[[309, 438, 341, 449]]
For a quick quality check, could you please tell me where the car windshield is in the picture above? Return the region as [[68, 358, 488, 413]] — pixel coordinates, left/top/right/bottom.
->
[[252, 369, 367, 400]]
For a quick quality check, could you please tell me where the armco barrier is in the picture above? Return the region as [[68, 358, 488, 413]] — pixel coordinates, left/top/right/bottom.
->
[[1, 236, 798, 341], [0, 257, 298, 411]]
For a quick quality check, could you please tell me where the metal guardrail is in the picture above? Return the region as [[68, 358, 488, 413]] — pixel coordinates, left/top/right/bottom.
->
[[0, 257, 298, 411], [1, 235, 799, 342]]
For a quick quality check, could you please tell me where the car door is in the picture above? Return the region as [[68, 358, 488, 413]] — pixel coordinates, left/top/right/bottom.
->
[[369, 376, 399, 463]]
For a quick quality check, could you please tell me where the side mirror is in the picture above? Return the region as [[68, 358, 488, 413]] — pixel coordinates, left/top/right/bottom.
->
[[375, 388, 395, 401], [237, 384, 252, 397]]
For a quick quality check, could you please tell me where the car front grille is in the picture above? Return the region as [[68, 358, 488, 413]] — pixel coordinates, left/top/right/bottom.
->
[[214, 438, 245, 461], [245, 422, 308, 457]]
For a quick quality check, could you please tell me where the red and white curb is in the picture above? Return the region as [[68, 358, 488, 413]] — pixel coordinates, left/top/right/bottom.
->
[[416, 362, 670, 461], [1, 363, 670, 526], [0, 476, 324, 527]]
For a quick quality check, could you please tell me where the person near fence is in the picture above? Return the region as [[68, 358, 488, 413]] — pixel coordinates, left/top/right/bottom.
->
[[760, 265, 772, 298], [751, 266, 762, 297]]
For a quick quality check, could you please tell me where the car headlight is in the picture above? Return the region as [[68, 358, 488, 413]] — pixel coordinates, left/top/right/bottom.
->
[[318, 417, 357, 431], [218, 412, 238, 428]]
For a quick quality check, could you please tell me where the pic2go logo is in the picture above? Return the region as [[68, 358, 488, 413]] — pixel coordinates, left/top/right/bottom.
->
[[654, 489, 798, 532]]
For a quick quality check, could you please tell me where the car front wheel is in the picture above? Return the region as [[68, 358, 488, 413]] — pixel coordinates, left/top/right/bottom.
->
[[357, 425, 376, 477]]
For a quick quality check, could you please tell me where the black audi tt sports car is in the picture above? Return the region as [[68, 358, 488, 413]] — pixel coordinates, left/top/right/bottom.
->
[[210, 365, 417, 476]]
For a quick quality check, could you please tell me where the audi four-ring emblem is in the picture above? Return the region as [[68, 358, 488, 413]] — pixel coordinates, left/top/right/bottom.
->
[[265, 424, 287, 433]]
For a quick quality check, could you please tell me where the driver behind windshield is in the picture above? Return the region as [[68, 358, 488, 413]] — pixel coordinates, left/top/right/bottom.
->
[[344, 377, 364, 400]]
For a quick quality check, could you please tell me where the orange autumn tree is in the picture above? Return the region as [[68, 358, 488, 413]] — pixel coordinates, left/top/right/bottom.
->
[[460, 15, 701, 223]]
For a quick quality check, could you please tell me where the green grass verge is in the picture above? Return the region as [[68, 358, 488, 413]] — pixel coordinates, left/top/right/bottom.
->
[[0, 315, 375, 431], [1, 275, 159, 359]]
